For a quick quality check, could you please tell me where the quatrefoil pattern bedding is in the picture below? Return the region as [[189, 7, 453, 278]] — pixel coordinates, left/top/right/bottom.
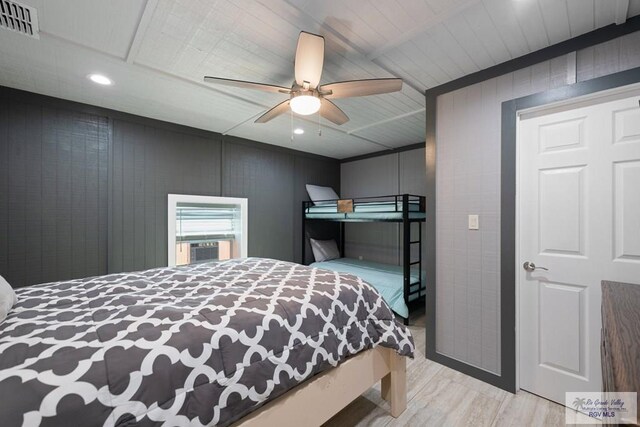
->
[[0, 258, 414, 426]]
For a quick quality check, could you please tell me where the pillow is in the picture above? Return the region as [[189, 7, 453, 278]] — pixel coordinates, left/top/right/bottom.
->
[[0, 275, 17, 323], [310, 238, 341, 262], [306, 184, 339, 205]]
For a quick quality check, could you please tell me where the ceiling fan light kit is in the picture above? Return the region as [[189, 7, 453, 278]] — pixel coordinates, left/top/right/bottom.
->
[[204, 31, 403, 126], [289, 92, 321, 115]]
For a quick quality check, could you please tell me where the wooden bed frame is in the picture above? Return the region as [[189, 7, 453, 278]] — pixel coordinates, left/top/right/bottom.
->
[[233, 346, 407, 426]]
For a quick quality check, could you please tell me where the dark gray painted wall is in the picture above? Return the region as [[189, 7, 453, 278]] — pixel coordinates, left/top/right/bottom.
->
[[222, 139, 296, 261], [0, 98, 109, 288], [109, 119, 222, 273], [0, 87, 340, 288], [294, 155, 341, 266]]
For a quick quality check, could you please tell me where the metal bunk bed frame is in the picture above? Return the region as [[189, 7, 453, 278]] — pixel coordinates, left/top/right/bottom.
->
[[302, 193, 426, 325]]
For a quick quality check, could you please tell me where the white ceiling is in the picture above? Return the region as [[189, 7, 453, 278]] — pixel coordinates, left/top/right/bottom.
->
[[1, 0, 639, 158]]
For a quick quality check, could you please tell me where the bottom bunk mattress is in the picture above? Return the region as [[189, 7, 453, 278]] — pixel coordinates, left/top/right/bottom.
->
[[310, 258, 424, 318], [0, 258, 414, 427]]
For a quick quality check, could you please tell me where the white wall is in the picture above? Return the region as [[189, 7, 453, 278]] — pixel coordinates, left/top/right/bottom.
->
[[435, 32, 640, 375]]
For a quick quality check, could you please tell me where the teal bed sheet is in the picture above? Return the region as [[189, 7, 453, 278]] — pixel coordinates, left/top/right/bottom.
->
[[305, 201, 425, 221], [310, 258, 424, 318]]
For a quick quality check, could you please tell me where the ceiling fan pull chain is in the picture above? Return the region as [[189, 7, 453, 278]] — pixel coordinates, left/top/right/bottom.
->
[[318, 110, 322, 137], [290, 108, 294, 142]]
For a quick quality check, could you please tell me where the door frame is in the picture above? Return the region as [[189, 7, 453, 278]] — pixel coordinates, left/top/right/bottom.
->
[[503, 66, 640, 393]]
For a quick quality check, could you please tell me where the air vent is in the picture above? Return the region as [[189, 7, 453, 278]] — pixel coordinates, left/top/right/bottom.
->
[[0, 0, 39, 39]]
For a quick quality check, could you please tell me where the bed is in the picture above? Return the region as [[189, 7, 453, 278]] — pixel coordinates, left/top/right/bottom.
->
[[302, 192, 427, 324], [0, 258, 413, 426], [0, 258, 414, 426], [310, 258, 423, 319]]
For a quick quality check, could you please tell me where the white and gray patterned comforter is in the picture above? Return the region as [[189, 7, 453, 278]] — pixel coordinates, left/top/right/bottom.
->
[[0, 257, 414, 426]]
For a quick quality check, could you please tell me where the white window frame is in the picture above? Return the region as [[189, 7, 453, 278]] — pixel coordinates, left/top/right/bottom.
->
[[167, 194, 248, 266]]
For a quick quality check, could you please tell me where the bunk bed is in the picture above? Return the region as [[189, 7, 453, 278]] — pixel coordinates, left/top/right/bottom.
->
[[302, 193, 426, 324]]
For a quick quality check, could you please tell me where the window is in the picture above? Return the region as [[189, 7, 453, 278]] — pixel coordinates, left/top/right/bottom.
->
[[168, 194, 248, 267]]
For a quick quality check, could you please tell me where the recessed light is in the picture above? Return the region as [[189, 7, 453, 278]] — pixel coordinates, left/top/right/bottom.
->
[[293, 128, 304, 135], [87, 74, 113, 85]]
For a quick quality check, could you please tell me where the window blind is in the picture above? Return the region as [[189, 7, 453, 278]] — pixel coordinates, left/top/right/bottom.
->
[[176, 203, 238, 242]]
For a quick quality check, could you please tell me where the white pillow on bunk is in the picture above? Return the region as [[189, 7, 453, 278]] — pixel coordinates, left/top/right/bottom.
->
[[306, 184, 339, 205], [0, 275, 17, 324], [310, 238, 341, 263]]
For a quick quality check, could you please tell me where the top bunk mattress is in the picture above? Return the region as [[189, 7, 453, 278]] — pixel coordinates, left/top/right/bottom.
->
[[305, 200, 425, 221]]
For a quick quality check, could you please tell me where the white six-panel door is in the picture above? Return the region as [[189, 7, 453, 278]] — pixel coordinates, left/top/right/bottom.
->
[[518, 88, 640, 404]]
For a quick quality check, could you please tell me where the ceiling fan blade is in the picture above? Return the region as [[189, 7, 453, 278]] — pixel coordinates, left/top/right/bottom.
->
[[320, 99, 349, 125], [255, 100, 290, 123], [321, 78, 403, 99], [294, 31, 324, 89], [204, 76, 290, 94]]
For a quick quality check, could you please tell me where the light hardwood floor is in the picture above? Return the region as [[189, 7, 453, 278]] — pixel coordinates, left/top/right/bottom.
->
[[323, 310, 567, 427]]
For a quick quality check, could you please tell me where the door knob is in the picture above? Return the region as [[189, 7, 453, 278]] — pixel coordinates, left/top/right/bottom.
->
[[523, 261, 548, 272]]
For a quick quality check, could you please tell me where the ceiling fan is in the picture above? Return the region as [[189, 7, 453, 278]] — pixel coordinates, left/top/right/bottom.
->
[[203, 31, 403, 126]]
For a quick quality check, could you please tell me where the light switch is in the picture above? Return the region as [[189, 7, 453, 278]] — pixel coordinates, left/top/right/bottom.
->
[[468, 214, 479, 230]]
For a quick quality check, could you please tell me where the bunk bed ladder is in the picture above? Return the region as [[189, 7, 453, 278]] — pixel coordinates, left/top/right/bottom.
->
[[418, 220, 422, 299], [340, 222, 345, 258], [301, 203, 306, 264], [402, 194, 411, 326], [402, 194, 425, 326]]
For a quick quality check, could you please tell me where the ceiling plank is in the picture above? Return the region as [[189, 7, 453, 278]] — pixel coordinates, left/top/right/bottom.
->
[[512, 0, 550, 52], [125, 0, 159, 64], [222, 111, 266, 135], [482, 0, 531, 58], [427, 23, 480, 75], [566, 0, 595, 37], [376, 48, 444, 89], [365, 0, 482, 60], [538, 0, 571, 43], [615, 0, 631, 24], [461, 1, 512, 64], [347, 108, 426, 135], [444, 14, 496, 70]]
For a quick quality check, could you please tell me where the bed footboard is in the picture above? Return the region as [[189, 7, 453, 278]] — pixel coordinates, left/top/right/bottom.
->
[[232, 346, 407, 426]]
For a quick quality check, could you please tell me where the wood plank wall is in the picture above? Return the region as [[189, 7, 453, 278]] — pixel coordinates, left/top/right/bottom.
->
[[0, 99, 109, 287], [0, 88, 339, 288], [109, 120, 222, 273]]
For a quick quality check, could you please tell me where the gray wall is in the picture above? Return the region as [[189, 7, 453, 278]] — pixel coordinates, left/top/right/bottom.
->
[[222, 139, 297, 261], [296, 155, 341, 265], [0, 98, 109, 287], [435, 31, 640, 375], [0, 87, 340, 288], [340, 148, 427, 266], [109, 119, 222, 273]]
